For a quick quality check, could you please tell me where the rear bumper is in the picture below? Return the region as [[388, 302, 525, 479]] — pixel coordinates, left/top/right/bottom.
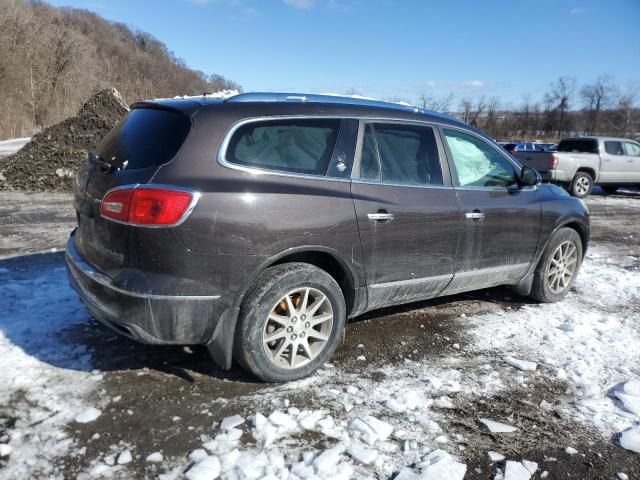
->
[[65, 231, 223, 345]]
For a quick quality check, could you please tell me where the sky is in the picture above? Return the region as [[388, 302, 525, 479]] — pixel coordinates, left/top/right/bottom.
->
[[48, 0, 640, 107]]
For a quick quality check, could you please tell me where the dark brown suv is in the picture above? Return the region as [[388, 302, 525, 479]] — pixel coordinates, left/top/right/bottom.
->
[[66, 93, 590, 382]]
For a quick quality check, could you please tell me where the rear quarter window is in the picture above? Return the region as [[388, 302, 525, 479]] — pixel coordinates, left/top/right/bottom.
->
[[557, 139, 598, 154], [97, 108, 191, 170], [226, 119, 341, 175]]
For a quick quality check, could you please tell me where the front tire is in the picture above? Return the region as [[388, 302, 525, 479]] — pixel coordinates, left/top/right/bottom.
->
[[235, 263, 346, 382], [529, 227, 583, 303], [570, 172, 593, 198]]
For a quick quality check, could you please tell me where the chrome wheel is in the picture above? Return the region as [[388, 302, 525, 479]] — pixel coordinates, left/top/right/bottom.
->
[[547, 241, 578, 294], [575, 176, 590, 196], [262, 287, 334, 369]]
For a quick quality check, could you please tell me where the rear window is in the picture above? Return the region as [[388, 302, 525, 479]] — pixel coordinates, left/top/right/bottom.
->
[[227, 119, 340, 175], [557, 139, 598, 154], [96, 108, 191, 170]]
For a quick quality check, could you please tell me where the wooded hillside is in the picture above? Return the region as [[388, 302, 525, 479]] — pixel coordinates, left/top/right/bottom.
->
[[0, 0, 240, 140]]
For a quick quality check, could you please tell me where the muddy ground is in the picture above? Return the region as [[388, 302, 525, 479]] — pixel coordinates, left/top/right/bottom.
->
[[0, 188, 638, 479]]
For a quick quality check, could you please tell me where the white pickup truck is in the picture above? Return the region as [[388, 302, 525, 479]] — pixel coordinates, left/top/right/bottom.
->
[[513, 136, 640, 197]]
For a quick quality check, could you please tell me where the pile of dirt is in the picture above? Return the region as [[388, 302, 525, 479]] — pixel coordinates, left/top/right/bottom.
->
[[0, 88, 129, 192]]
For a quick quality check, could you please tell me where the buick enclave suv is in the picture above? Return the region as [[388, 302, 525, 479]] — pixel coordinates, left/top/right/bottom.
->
[[66, 93, 590, 382]]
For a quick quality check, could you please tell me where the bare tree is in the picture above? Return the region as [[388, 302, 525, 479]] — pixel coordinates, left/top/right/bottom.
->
[[544, 76, 576, 137], [581, 75, 617, 134], [460, 97, 487, 127], [418, 92, 455, 114]]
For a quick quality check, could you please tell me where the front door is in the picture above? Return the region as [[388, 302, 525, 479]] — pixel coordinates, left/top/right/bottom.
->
[[438, 127, 542, 294], [351, 122, 461, 309]]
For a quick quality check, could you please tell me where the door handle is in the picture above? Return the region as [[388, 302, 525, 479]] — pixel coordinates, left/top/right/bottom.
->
[[367, 211, 395, 222], [465, 211, 485, 220]]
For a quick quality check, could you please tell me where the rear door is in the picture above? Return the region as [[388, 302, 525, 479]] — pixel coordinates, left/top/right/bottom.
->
[[439, 127, 541, 295], [74, 106, 192, 274], [622, 141, 640, 182], [600, 140, 627, 182], [351, 121, 460, 309]]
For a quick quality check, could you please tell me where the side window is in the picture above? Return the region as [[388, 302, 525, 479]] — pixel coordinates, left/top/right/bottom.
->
[[368, 124, 443, 185], [605, 141, 624, 155], [358, 124, 380, 180], [443, 129, 517, 188], [227, 119, 340, 175], [623, 142, 640, 156]]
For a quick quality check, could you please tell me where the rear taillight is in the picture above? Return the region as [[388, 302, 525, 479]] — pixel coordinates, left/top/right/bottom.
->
[[550, 154, 559, 169], [101, 186, 198, 226]]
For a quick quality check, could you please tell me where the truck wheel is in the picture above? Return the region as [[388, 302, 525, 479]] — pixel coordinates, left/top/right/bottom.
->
[[601, 185, 618, 195], [234, 263, 346, 382], [529, 227, 583, 303], [570, 172, 593, 198]]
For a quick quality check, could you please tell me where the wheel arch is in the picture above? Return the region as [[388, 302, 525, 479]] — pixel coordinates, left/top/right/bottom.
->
[[261, 246, 361, 317], [575, 167, 597, 182]]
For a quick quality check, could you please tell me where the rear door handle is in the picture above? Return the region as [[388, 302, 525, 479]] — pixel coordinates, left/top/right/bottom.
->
[[465, 211, 485, 220], [368, 211, 395, 222]]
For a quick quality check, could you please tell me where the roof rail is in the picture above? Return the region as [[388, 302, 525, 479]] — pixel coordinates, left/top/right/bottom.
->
[[225, 92, 423, 114]]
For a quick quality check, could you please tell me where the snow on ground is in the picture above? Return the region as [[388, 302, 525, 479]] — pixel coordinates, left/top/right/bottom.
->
[[469, 246, 640, 437], [0, 138, 29, 158], [0, 259, 102, 478], [0, 196, 639, 478], [77, 247, 639, 479]]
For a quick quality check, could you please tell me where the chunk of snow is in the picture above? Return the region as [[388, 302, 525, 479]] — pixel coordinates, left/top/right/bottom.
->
[[220, 414, 245, 431], [617, 473, 629, 480], [564, 447, 578, 455], [268, 410, 297, 430], [620, 379, 640, 396], [185, 456, 221, 480], [504, 460, 536, 480], [89, 463, 111, 477], [385, 389, 428, 413], [522, 460, 538, 475], [614, 391, 640, 416], [74, 407, 102, 423], [416, 449, 467, 480], [488, 451, 505, 461], [117, 450, 132, 465], [618, 425, 640, 453], [347, 446, 378, 465], [479, 418, 518, 433], [313, 445, 345, 473], [357, 355, 366, 361], [0, 444, 12, 457], [350, 416, 394, 445], [504, 357, 537, 371], [146, 451, 164, 462], [189, 449, 209, 463]]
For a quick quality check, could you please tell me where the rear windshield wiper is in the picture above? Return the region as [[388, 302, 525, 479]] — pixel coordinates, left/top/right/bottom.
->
[[89, 152, 116, 173]]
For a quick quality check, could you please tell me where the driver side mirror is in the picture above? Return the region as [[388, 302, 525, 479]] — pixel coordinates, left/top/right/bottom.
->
[[519, 166, 541, 187]]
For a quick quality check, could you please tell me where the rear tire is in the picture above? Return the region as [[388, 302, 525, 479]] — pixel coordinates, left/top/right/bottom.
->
[[529, 227, 583, 303], [570, 172, 593, 198], [234, 263, 346, 382]]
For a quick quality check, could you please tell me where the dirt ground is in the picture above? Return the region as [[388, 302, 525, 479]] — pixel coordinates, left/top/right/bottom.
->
[[0, 187, 638, 479]]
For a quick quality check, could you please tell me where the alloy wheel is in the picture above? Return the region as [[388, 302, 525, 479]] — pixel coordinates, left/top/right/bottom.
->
[[575, 176, 590, 196], [262, 287, 334, 369], [547, 240, 578, 294]]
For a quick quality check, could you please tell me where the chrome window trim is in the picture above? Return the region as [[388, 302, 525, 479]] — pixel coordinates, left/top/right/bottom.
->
[[438, 124, 529, 192], [351, 179, 455, 191], [216, 114, 468, 183], [100, 183, 201, 228], [351, 118, 452, 188], [217, 115, 351, 182]]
